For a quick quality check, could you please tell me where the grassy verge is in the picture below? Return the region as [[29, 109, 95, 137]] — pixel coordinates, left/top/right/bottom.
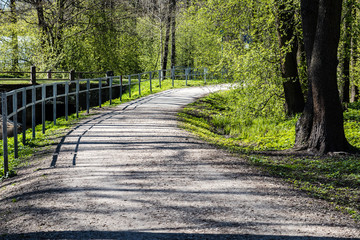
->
[[178, 90, 360, 221], [0, 78, 219, 179]]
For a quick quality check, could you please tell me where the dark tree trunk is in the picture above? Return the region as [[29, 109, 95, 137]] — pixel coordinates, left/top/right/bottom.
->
[[35, 0, 48, 47], [10, 0, 19, 72], [275, 0, 305, 116], [340, 0, 353, 104], [55, 0, 65, 57], [170, 0, 176, 68], [295, 0, 353, 154], [297, 35, 307, 84], [294, 0, 318, 149], [162, 3, 171, 77]]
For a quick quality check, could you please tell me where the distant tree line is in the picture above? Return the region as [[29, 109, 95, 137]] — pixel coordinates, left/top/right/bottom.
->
[[0, 0, 193, 75]]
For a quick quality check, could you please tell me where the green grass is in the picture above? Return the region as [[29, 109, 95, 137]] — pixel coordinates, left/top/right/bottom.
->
[[178, 90, 360, 221], [0, 77, 221, 179]]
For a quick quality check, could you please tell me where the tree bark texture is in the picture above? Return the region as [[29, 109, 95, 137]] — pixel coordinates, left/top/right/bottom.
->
[[170, 0, 176, 68], [295, 0, 352, 153], [294, 0, 318, 150], [55, 0, 65, 57], [162, 2, 171, 77], [35, 0, 48, 46], [275, 0, 305, 116]]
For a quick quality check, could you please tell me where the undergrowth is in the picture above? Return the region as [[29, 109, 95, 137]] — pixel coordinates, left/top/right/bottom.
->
[[178, 89, 360, 221], [0, 78, 218, 179]]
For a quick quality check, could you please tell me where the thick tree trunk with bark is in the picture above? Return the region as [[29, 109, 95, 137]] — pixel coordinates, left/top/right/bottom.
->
[[295, 0, 353, 153], [294, 0, 318, 149], [162, 3, 171, 77], [275, 0, 305, 116]]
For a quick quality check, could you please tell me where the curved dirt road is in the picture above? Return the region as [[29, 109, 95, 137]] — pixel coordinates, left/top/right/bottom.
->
[[0, 86, 359, 240]]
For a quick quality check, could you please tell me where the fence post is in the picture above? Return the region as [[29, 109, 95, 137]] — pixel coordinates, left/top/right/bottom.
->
[[161, 69, 165, 81], [53, 83, 57, 125], [172, 67, 175, 87], [76, 80, 79, 117], [185, 68, 189, 86], [120, 76, 123, 102], [159, 70, 162, 88], [65, 82, 69, 121], [31, 86, 36, 139], [106, 71, 114, 85], [13, 92, 18, 159], [30, 66, 36, 85], [69, 69, 75, 81], [128, 75, 131, 98], [42, 85, 46, 134], [2, 93, 8, 176], [86, 80, 90, 114], [204, 68, 207, 84], [22, 88, 26, 145], [47, 69, 52, 80], [138, 74, 141, 96], [149, 72, 152, 94], [109, 76, 113, 105], [99, 78, 102, 108]]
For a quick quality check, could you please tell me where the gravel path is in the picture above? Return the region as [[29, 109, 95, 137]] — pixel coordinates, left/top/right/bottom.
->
[[0, 86, 359, 240]]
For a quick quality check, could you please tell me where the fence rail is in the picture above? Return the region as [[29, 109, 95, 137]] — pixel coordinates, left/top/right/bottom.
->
[[1, 66, 227, 176], [0, 67, 109, 84]]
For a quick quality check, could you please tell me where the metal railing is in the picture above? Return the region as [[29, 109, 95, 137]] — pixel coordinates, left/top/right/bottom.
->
[[1, 66, 226, 176], [0, 67, 108, 84]]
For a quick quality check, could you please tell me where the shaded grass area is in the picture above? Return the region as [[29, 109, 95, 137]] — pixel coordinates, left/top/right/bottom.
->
[[0, 78, 215, 179], [178, 90, 360, 221]]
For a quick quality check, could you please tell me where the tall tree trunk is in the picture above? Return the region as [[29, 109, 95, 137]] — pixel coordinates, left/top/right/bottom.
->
[[340, 0, 353, 104], [55, 0, 65, 57], [295, 0, 352, 154], [159, 21, 163, 72], [170, 0, 176, 68], [275, 0, 305, 116], [297, 35, 307, 84], [162, 2, 171, 77], [10, 0, 19, 72], [35, 0, 48, 47], [294, 0, 318, 150], [350, 5, 358, 103]]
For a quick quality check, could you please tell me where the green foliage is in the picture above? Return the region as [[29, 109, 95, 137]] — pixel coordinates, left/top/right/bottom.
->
[[344, 106, 360, 148], [176, 3, 221, 68], [0, 1, 142, 74], [180, 90, 294, 152], [176, 0, 289, 122], [137, 16, 163, 71]]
